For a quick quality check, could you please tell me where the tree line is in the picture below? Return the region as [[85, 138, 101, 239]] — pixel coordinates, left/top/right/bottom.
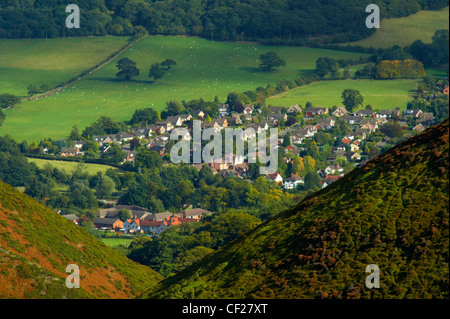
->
[[0, 0, 447, 44]]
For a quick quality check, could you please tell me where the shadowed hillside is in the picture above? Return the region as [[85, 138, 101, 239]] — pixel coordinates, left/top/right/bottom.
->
[[142, 119, 449, 299], [0, 180, 163, 298]]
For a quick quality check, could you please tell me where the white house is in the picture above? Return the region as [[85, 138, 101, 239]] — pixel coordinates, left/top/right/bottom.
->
[[283, 174, 304, 189]]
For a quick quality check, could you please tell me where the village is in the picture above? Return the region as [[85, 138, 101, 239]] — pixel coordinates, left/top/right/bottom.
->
[[54, 96, 443, 237]]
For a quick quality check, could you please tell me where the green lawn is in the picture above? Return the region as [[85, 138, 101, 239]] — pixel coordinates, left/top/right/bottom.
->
[[28, 158, 121, 176], [0, 35, 369, 141], [0, 36, 129, 96], [267, 79, 419, 110], [100, 238, 134, 248], [340, 7, 449, 48]]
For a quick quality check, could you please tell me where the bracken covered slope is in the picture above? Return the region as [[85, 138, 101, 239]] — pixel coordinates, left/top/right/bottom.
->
[[0, 180, 163, 299], [143, 119, 449, 299]]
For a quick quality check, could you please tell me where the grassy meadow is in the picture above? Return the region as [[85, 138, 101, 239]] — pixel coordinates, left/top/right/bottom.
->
[[28, 158, 121, 176], [267, 79, 418, 110], [340, 7, 449, 48], [0, 36, 129, 96], [0, 35, 369, 141]]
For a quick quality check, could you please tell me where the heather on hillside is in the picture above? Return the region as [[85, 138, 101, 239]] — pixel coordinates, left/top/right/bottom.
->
[[142, 119, 449, 299]]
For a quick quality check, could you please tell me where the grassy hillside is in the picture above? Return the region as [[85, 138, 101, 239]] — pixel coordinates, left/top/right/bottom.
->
[[0, 37, 129, 96], [0, 179, 162, 298], [0, 36, 369, 141], [267, 79, 418, 109], [142, 119, 449, 299], [340, 7, 449, 48]]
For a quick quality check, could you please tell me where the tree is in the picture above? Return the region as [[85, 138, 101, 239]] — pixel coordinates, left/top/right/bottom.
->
[[341, 89, 363, 113], [0, 94, 21, 109], [259, 51, 286, 71], [95, 174, 116, 199], [135, 149, 163, 170], [118, 208, 131, 222], [166, 99, 186, 116], [27, 84, 39, 96], [69, 125, 82, 141], [149, 62, 165, 82], [282, 133, 291, 147], [161, 58, 177, 70], [304, 171, 322, 191], [116, 57, 140, 81], [101, 143, 126, 163], [0, 109, 5, 125], [315, 57, 338, 77]]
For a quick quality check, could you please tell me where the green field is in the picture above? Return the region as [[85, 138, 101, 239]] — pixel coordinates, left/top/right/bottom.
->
[[0, 36, 129, 96], [0, 35, 369, 141], [340, 7, 449, 48], [100, 238, 134, 248], [28, 158, 121, 176], [267, 79, 419, 110]]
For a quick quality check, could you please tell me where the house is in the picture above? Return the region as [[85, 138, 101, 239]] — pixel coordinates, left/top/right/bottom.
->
[[376, 109, 394, 118], [317, 117, 335, 130], [305, 107, 328, 116], [62, 214, 80, 225], [155, 120, 174, 132], [283, 174, 304, 189], [234, 163, 250, 176], [322, 175, 343, 188], [342, 137, 352, 144], [324, 163, 344, 175], [218, 103, 230, 116], [110, 132, 135, 144], [443, 85, 449, 95], [285, 144, 300, 156], [98, 205, 150, 220], [350, 143, 359, 152], [61, 147, 78, 157], [403, 109, 423, 118], [192, 110, 205, 119], [352, 128, 369, 139], [268, 106, 283, 114], [225, 115, 242, 126], [179, 208, 213, 219], [131, 127, 152, 139], [166, 115, 184, 126], [413, 123, 425, 132], [216, 117, 228, 129], [152, 211, 176, 221], [93, 135, 111, 146], [287, 104, 302, 114], [265, 172, 283, 184], [354, 109, 375, 117], [360, 118, 378, 131], [93, 218, 124, 230], [124, 218, 167, 235], [151, 124, 166, 135], [266, 113, 287, 123], [348, 152, 361, 161], [341, 115, 365, 125], [243, 104, 254, 115], [332, 106, 348, 117], [416, 112, 434, 126], [147, 143, 166, 156]]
